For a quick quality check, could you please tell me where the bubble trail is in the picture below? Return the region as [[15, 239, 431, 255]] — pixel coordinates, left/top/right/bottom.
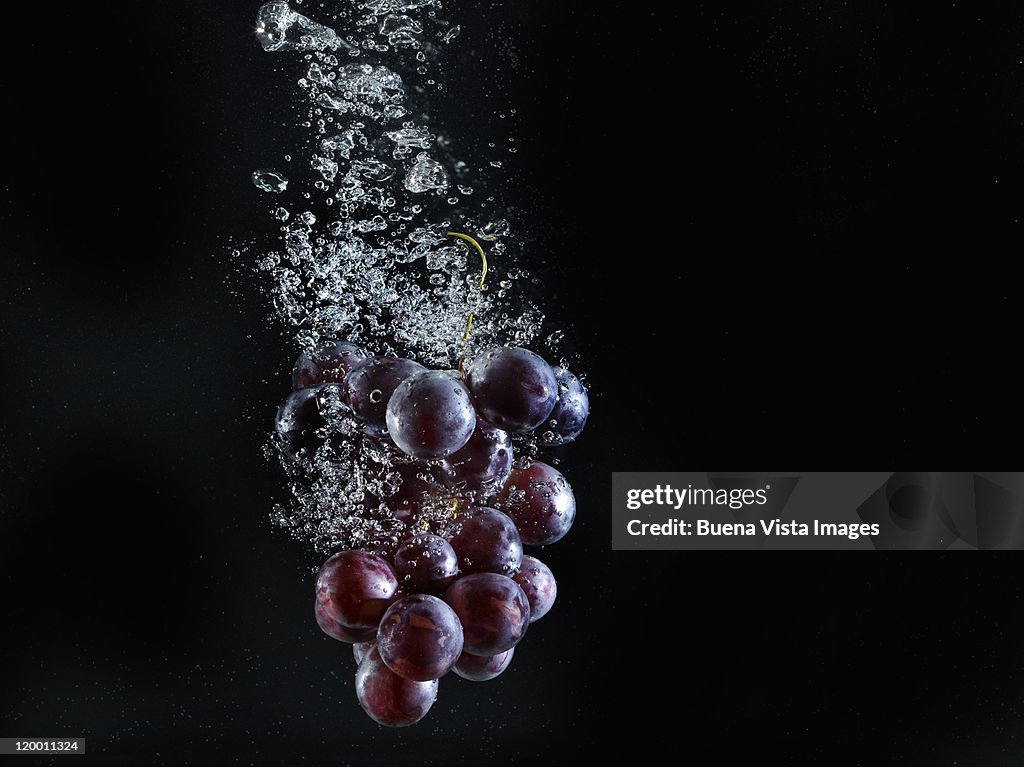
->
[[249, 1, 551, 553]]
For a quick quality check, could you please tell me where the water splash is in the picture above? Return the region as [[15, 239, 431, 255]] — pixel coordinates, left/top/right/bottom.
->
[[252, 169, 289, 193], [403, 153, 448, 193], [250, 0, 549, 553], [256, 0, 354, 53]]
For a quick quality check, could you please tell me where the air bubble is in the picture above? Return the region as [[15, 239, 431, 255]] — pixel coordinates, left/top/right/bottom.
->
[[252, 169, 288, 193], [251, 0, 553, 553]]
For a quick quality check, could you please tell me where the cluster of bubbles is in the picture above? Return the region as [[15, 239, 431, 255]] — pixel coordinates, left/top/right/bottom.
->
[[249, 0, 552, 553]]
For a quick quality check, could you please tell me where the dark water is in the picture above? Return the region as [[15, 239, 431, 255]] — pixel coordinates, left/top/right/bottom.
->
[[3, 1, 1024, 765]]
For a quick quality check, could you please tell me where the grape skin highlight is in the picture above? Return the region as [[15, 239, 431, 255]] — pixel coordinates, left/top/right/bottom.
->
[[385, 369, 476, 459]]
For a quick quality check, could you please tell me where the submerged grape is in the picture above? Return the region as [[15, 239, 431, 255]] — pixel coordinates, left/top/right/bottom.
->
[[465, 347, 558, 433], [377, 594, 464, 681], [453, 647, 514, 682], [543, 367, 589, 445], [315, 550, 399, 636], [512, 555, 557, 622], [497, 462, 576, 546], [439, 422, 512, 498], [394, 533, 459, 594], [447, 507, 522, 576], [292, 340, 369, 391], [443, 573, 530, 656], [275, 383, 345, 459], [356, 647, 438, 727], [354, 640, 377, 665], [346, 356, 426, 438], [386, 370, 476, 459]]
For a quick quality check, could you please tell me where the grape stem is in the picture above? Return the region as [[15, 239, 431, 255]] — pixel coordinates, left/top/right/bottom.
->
[[446, 231, 488, 377]]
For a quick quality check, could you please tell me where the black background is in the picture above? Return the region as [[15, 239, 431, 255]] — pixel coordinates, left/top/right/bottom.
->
[[3, 1, 1024, 765]]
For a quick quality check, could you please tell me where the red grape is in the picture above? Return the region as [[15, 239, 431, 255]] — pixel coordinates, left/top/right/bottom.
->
[[394, 533, 459, 594], [465, 347, 557, 433], [353, 639, 376, 665], [361, 465, 450, 560], [442, 573, 530, 656], [377, 594, 464, 681], [315, 550, 399, 636], [439, 422, 512, 497], [292, 340, 368, 391], [356, 647, 438, 727], [361, 463, 432, 523], [512, 555, 557, 622], [447, 507, 522, 576], [386, 370, 477, 459], [345, 356, 426, 437], [541, 367, 589, 445], [275, 383, 344, 459], [453, 647, 514, 682], [315, 598, 376, 643], [496, 461, 576, 546]]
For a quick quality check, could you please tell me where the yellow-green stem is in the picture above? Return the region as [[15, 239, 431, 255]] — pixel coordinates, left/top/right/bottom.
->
[[446, 231, 488, 377]]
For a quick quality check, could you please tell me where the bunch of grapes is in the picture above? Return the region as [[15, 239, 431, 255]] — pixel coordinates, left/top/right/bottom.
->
[[274, 342, 589, 725]]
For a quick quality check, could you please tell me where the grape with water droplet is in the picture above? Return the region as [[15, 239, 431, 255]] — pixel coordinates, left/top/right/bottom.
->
[[345, 356, 425, 438]]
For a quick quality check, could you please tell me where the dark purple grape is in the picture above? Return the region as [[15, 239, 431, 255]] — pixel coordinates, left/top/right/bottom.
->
[[386, 370, 476, 459], [395, 534, 459, 594], [447, 507, 522, 576], [385, 464, 446, 521], [496, 462, 576, 546], [360, 465, 455, 558], [453, 647, 514, 682], [362, 462, 440, 527], [465, 347, 558, 433], [315, 550, 399, 635], [315, 599, 376, 643], [442, 573, 530, 656], [292, 340, 369, 391], [354, 640, 377, 665], [274, 383, 345, 459], [345, 356, 426, 438], [512, 555, 557, 622], [356, 647, 438, 727], [439, 422, 512, 497], [377, 595, 464, 681], [541, 367, 589, 445]]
